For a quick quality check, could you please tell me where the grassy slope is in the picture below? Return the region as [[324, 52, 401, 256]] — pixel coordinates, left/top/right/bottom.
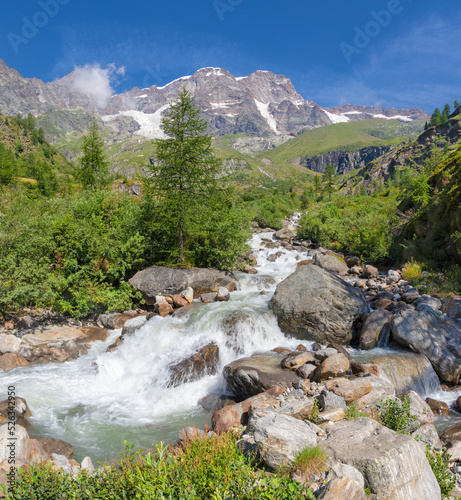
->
[[258, 119, 423, 165]]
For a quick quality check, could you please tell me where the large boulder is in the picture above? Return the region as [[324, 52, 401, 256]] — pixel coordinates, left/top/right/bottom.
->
[[313, 353, 350, 382], [0, 353, 29, 371], [129, 265, 236, 304], [269, 265, 368, 344], [167, 343, 219, 387], [317, 477, 367, 500], [320, 418, 440, 499], [313, 253, 348, 275], [21, 326, 108, 348], [224, 353, 299, 400], [391, 308, 461, 383], [252, 413, 317, 470]]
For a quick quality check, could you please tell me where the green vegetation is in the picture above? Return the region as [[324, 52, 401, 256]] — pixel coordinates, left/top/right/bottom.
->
[[345, 401, 367, 420], [375, 396, 418, 435], [4, 433, 312, 500], [76, 120, 110, 189], [291, 445, 328, 483], [425, 446, 456, 499], [298, 194, 398, 261]]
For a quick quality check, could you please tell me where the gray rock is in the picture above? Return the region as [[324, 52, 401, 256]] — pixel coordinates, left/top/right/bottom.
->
[[216, 287, 230, 302], [0, 334, 22, 354], [281, 351, 316, 369], [313, 253, 348, 275], [442, 295, 461, 320], [270, 265, 368, 345], [224, 353, 299, 400], [313, 348, 338, 362], [168, 343, 219, 387], [296, 363, 317, 379], [274, 226, 296, 240], [81, 456, 94, 473], [252, 413, 317, 469], [359, 309, 392, 350], [129, 265, 236, 304], [412, 423, 443, 451], [391, 308, 461, 383], [121, 316, 147, 338], [273, 398, 315, 420], [318, 390, 347, 411], [201, 292, 217, 303], [317, 477, 367, 500], [415, 296, 442, 311], [387, 269, 400, 283], [354, 375, 395, 409], [321, 418, 441, 499], [326, 462, 365, 486]]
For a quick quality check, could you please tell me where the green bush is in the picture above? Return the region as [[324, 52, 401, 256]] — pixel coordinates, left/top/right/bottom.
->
[[375, 396, 418, 434], [298, 195, 398, 261], [4, 433, 313, 499], [425, 446, 456, 499]]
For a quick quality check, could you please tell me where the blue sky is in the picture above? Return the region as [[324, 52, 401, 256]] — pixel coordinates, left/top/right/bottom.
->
[[1, 0, 460, 112]]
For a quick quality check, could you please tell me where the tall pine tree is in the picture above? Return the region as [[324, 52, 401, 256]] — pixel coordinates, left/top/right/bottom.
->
[[147, 86, 222, 263], [77, 120, 110, 189]]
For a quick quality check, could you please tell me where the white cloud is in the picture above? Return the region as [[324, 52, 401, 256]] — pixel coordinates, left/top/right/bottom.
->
[[66, 63, 125, 107]]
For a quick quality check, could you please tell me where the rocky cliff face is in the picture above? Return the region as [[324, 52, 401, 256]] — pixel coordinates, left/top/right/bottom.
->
[[299, 145, 395, 175], [0, 60, 429, 141], [341, 115, 461, 193]]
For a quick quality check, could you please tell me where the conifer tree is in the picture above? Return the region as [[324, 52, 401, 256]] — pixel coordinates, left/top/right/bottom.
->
[[430, 108, 442, 127], [454, 100, 460, 111], [322, 164, 336, 201], [442, 104, 451, 123], [147, 86, 222, 263], [77, 120, 110, 189]]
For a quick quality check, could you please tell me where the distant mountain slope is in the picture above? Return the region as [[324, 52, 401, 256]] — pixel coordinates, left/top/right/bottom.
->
[[0, 60, 429, 143]]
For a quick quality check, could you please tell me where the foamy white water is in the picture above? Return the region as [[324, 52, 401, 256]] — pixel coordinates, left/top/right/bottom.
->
[[0, 232, 311, 462]]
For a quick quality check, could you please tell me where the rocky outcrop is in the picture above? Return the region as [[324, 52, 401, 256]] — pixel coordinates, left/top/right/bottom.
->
[[359, 309, 392, 350], [269, 265, 367, 344], [223, 353, 299, 400], [300, 145, 394, 175], [320, 418, 441, 499], [129, 266, 236, 304], [391, 308, 461, 383], [167, 343, 219, 387]]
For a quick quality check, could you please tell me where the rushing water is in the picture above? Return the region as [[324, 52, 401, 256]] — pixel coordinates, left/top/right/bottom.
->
[[2, 227, 461, 462], [0, 231, 310, 463]]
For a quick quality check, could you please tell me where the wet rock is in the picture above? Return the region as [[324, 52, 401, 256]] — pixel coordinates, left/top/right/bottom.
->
[[155, 302, 173, 317], [274, 226, 296, 240], [211, 387, 284, 433], [181, 287, 194, 304], [201, 292, 217, 303], [281, 351, 316, 370], [198, 393, 238, 414], [252, 413, 317, 470], [0, 397, 32, 420], [172, 294, 188, 308], [426, 397, 449, 416], [296, 259, 312, 269], [106, 336, 123, 353], [359, 309, 392, 350], [216, 287, 230, 302], [121, 316, 147, 337], [36, 437, 74, 458], [224, 353, 299, 400], [0, 334, 22, 354], [0, 353, 29, 371], [391, 309, 461, 383], [272, 347, 291, 354], [129, 265, 236, 303], [269, 265, 367, 345], [350, 360, 380, 377], [320, 418, 440, 499], [168, 343, 219, 387], [98, 312, 137, 329], [317, 477, 367, 500], [324, 377, 372, 402], [313, 353, 350, 382], [456, 396, 461, 413], [295, 344, 307, 352]]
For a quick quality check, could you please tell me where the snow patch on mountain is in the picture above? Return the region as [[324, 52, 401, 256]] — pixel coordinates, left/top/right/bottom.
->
[[102, 104, 170, 139], [322, 109, 350, 124], [254, 99, 278, 133]]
